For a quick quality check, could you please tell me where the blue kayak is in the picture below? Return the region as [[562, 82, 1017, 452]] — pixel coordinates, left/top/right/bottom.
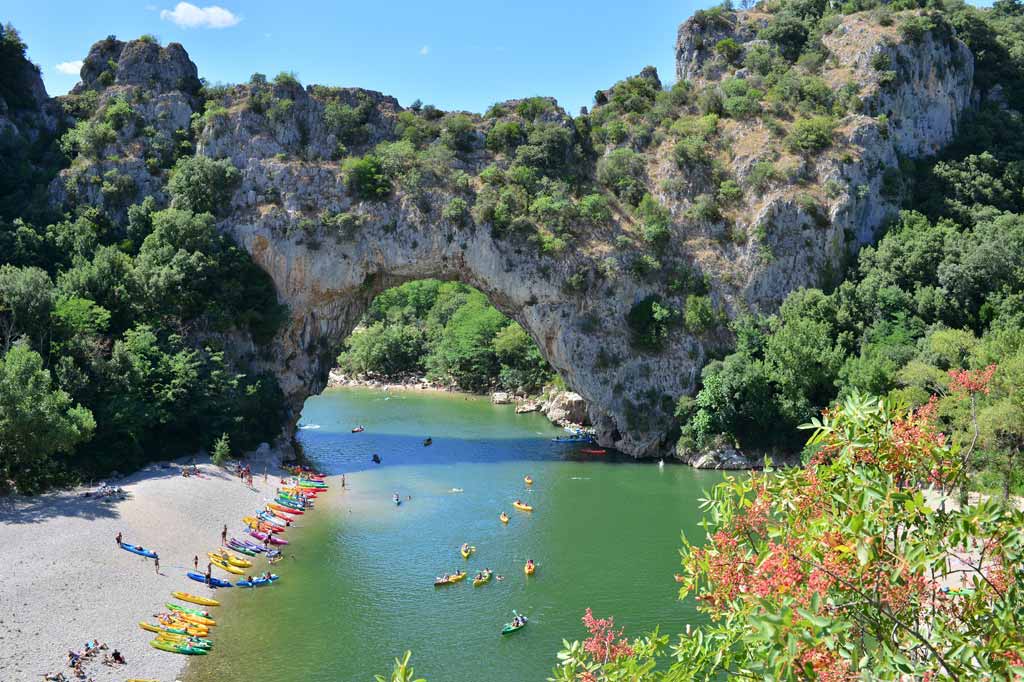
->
[[236, 574, 280, 588], [551, 436, 593, 443], [187, 571, 233, 588], [119, 542, 157, 559]]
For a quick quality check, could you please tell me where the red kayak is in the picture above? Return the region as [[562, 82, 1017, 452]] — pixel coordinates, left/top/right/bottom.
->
[[580, 448, 607, 455]]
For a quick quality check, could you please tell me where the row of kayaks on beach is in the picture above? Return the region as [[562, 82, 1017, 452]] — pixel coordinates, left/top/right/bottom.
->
[[145, 467, 329, 656]]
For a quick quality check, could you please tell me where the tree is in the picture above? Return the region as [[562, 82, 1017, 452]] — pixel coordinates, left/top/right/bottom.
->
[[0, 343, 95, 492], [342, 154, 392, 201], [211, 432, 231, 465], [0, 264, 54, 353], [167, 156, 241, 215]]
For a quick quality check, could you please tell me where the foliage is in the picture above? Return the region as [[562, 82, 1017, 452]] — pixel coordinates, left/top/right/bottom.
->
[[167, 155, 241, 215], [211, 432, 230, 465], [597, 148, 645, 205], [342, 154, 392, 201], [785, 116, 836, 153], [626, 296, 678, 353]]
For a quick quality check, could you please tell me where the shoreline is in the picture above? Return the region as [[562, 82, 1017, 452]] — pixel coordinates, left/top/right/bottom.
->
[[0, 453, 315, 682]]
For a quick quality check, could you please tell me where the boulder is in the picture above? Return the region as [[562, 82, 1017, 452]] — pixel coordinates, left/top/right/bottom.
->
[[543, 391, 588, 425], [491, 391, 511, 405]]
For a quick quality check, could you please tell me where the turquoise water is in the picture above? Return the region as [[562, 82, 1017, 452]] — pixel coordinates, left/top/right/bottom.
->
[[187, 388, 718, 681]]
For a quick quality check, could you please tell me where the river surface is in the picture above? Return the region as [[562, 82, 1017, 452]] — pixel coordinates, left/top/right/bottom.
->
[[187, 388, 718, 682]]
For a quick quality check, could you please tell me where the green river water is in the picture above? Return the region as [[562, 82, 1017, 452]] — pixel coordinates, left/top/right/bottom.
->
[[187, 387, 719, 682]]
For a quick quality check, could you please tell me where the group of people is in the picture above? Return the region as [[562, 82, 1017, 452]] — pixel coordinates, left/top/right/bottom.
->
[[60, 640, 125, 680], [236, 462, 255, 487]]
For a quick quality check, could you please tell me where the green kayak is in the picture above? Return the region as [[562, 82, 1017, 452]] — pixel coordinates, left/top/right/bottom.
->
[[501, 618, 528, 635], [167, 602, 209, 618], [150, 639, 208, 655]]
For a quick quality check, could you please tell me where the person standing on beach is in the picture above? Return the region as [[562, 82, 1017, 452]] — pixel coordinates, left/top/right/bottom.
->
[[115, 531, 122, 546], [221, 524, 227, 544], [193, 555, 199, 570], [341, 474, 346, 489], [154, 554, 160, 574]]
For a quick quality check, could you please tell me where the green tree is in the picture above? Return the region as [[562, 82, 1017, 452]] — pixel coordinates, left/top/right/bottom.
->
[[211, 432, 231, 465], [167, 156, 241, 215], [0, 343, 95, 492]]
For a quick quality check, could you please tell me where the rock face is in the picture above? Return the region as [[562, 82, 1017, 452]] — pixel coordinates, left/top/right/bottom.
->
[[44, 10, 975, 459], [542, 391, 590, 426]]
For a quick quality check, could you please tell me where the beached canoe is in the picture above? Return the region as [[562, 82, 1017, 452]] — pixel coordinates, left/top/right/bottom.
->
[[231, 537, 266, 552], [266, 506, 297, 521], [150, 639, 208, 655], [186, 571, 233, 588], [166, 603, 209, 618], [236, 574, 279, 588], [142, 620, 208, 637], [513, 501, 533, 512], [209, 556, 245, 575], [119, 542, 157, 559], [226, 540, 257, 556], [140, 621, 188, 636], [156, 632, 212, 649], [473, 571, 493, 587], [249, 529, 288, 545], [268, 502, 303, 515], [172, 591, 219, 607], [209, 550, 252, 568], [255, 512, 288, 528]]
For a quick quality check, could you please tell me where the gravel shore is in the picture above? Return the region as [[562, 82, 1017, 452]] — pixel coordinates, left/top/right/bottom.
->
[[0, 456, 305, 682]]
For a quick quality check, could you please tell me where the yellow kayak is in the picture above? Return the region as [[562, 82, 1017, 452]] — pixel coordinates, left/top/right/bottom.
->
[[499, 512, 509, 524], [209, 556, 245, 575], [175, 611, 216, 627], [173, 592, 219, 607], [145, 619, 209, 637], [460, 544, 475, 559], [209, 550, 251, 568], [524, 476, 533, 485], [525, 561, 536, 576], [513, 501, 533, 512], [473, 570, 493, 587]]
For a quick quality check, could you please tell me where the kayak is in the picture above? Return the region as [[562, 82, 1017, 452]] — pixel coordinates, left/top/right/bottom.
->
[[172, 591, 219, 607], [499, 512, 509, 524], [226, 540, 257, 556], [394, 497, 402, 506], [149, 639, 208, 655], [244, 516, 283, 532], [156, 633, 213, 650], [552, 436, 592, 443], [209, 556, 245, 575], [119, 542, 158, 559], [236, 574, 280, 588], [274, 496, 308, 510], [473, 570, 493, 587], [187, 571, 233, 588], [266, 506, 297, 521], [423, 438, 432, 446], [173, 611, 216, 627], [502, 617, 529, 635], [167, 602, 209, 618], [513, 501, 533, 512], [256, 512, 288, 528], [434, 571, 466, 586], [580, 448, 607, 455], [209, 550, 252, 568], [144, 619, 208, 637], [524, 476, 533, 485], [268, 502, 303, 515], [461, 545, 475, 559], [351, 426, 364, 433], [140, 621, 188, 636], [157, 615, 208, 635], [525, 561, 536, 576], [249, 529, 288, 545]]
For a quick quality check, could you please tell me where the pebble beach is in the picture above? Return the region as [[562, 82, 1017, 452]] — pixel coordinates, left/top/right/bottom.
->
[[0, 455, 315, 682]]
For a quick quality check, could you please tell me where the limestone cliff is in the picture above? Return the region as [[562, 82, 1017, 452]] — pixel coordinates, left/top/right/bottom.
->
[[42, 8, 974, 458]]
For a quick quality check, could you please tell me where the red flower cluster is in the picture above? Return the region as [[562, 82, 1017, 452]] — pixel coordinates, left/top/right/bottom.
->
[[581, 608, 634, 663], [948, 364, 997, 395], [798, 645, 854, 682]]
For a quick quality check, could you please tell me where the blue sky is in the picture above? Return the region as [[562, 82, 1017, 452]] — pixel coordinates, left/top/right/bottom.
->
[[5, 0, 713, 114]]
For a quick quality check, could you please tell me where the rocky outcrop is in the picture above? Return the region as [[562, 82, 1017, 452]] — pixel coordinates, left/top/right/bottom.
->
[[542, 391, 589, 426], [43, 9, 975, 459]]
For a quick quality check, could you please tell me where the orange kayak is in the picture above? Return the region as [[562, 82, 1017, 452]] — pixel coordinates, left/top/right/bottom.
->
[[268, 502, 303, 515]]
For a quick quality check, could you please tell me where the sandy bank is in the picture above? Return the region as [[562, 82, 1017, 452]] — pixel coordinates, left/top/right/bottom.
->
[[0, 456, 311, 682]]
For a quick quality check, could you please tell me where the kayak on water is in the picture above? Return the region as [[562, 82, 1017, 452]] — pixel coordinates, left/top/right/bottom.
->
[[580, 448, 607, 455], [551, 436, 592, 443], [460, 544, 475, 559], [502, 612, 529, 635], [119, 542, 158, 559], [524, 476, 533, 485], [186, 571, 233, 588], [513, 501, 533, 512], [423, 437, 432, 447], [172, 592, 219, 607], [499, 512, 509, 524], [473, 570, 493, 587], [525, 560, 536, 576], [351, 425, 364, 433], [236, 574, 280, 588], [434, 571, 466, 586]]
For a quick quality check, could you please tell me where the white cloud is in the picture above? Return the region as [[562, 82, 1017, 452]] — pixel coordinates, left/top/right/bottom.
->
[[159, 2, 240, 29], [55, 60, 83, 75], [419, 45, 430, 56]]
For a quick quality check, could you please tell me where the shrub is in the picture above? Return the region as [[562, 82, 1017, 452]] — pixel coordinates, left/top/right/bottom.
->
[[785, 116, 835, 153], [747, 160, 778, 191], [440, 114, 476, 153], [323, 99, 372, 146], [683, 294, 717, 333], [514, 97, 551, 121], [714, 38, 742, 64], [579, 194, 611, 226], [211, 432, 231, 465], [596, 147, 645, 205], [167, 156, 241, 215], [342, 155, 391, 201], [687, 193, 720, 222], [759, 12, 809, 61], [273, 71, 301, 89], [717, 179, 743, 205], [442, 198, 468, 225], [626, 295, 678, 352], [637, 194, 671, 251], [485, 121, 525, 154], [898, 14, 935, 43], [103, 97, 134, 131], [59, 120, 116, 160]]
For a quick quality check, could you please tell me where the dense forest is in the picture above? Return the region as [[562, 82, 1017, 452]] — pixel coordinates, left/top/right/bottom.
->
[[337, 280, 554, 394], [0, 25, 285, 492]]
